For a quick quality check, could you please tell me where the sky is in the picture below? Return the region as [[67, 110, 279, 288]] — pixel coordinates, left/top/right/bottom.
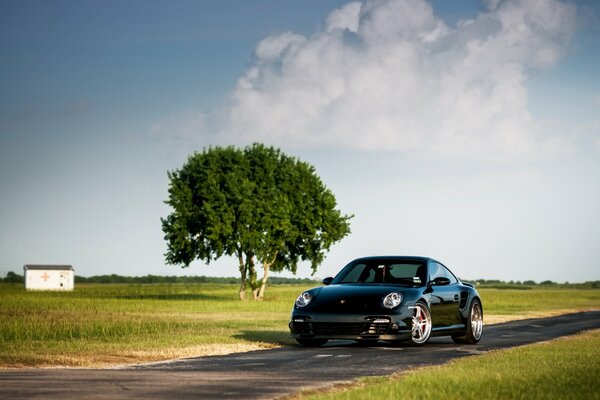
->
[[1, 0, 599, 283]]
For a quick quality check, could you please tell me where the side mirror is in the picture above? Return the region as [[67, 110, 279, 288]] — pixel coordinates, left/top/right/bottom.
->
[[431, 277, 451, 286], [322, 277, 333, 286]]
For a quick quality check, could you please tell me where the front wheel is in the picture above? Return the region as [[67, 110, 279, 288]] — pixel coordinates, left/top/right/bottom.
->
[[296, 338, 328, 347], [453, 299, 483, 344], [410, 301, 432, 346]]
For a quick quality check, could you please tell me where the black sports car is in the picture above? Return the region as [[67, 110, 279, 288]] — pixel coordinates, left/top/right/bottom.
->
[[289, 256, 483, 346]]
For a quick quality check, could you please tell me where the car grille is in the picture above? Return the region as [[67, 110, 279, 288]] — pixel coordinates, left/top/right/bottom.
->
[[312, 322, 365, 335], [292, 322, 312, 335], [292, 319, 390, 336], [365, 320, 390, 335]]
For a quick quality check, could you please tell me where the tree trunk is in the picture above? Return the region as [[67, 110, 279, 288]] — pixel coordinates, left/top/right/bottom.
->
[[237, 251, 246, 300], [257, 253, 277, 300], [256, 262, 270, 300], [247, 255, 260, 300]]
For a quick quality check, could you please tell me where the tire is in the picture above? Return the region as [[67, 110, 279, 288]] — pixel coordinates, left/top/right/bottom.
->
[[453, 299, 483, 344], [410, 301, 432, 346], [295, 338, 328, 347]]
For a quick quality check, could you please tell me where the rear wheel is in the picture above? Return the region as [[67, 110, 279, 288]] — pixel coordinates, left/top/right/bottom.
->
[[296, 338, 328, 347], [410, 302, 432, 346], [453, 299, 483, 344]]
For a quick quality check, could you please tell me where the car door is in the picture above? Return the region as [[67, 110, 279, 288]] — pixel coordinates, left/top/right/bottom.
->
[[428, 261, 461, 328]]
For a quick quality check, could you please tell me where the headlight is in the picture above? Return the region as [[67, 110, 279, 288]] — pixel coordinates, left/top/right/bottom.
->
[[295, 292, 313, 308], [382, 292, 403, 309]]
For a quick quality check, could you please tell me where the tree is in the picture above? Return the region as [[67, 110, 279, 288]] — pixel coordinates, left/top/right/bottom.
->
[[161, 143, 352, 300], [3, 271, 23, 284]]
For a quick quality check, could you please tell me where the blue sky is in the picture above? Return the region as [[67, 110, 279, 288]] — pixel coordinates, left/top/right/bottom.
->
[[1, 0, 599, 282]]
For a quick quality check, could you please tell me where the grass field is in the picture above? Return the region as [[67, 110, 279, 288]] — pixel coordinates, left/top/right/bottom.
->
[[478, 287, 600, 323], [293, 329, 600, 400], [1, 283, 599, 368], [0, 283, 300, 367]]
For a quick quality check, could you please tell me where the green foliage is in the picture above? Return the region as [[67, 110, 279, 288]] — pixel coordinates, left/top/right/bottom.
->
[[161, 143, 352, 298], [2, 271, 23, 284]]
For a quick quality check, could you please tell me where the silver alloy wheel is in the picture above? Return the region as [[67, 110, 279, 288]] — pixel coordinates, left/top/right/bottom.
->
[[411, 302, 432, 344], [471, 301, 483, 340]]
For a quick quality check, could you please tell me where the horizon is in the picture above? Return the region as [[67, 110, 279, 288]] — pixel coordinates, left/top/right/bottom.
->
[[3, 266, 599, 286]]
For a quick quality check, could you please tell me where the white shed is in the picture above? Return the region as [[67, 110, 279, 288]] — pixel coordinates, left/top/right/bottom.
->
[[23, 265, 75, 291]]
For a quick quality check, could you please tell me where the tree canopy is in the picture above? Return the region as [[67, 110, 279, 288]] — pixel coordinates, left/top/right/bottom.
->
[[161, 143, 352, 299]]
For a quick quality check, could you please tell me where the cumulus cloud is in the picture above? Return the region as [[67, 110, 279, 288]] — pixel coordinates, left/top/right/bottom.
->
[[163, 0, 578, 159]]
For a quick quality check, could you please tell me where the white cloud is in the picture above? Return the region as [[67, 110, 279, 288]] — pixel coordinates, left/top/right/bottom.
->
[[325, 1, 362, 32], [254, 32, 306, 63], [161, 0, 578, 159]]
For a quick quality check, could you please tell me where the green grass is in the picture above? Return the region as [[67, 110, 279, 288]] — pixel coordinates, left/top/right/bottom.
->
[[294, 329, 600, 400], [0, 283, 303, 367], [478, 288, 600, 315], [1, 283, 599, 367]]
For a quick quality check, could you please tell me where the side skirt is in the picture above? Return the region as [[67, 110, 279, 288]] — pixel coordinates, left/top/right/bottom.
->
[[430, 324, 466, 336]]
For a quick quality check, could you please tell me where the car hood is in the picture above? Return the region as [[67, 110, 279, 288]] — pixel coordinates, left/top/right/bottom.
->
[[305, 284, 416, 314]]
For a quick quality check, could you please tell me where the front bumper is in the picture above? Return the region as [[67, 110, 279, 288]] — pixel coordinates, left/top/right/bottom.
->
[[289, 309, 414, 341]]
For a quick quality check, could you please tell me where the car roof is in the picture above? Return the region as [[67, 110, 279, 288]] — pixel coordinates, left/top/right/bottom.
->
[[351, 255, 439, 264]]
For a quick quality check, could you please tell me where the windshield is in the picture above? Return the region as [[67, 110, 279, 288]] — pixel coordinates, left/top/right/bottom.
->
[[331, 260, 426, 286]]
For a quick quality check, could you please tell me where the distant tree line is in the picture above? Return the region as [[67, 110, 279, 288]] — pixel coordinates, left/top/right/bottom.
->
[[2, 271, 23, 283], [2, 271, 598, 288], [73, 275, 321, 285], [0, 271, 319, 285], [464, 279, 600, 289]]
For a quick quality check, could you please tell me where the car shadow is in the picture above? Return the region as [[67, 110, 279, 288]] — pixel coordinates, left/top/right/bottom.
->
[[320, 337, 456, 349], [235, 330, 296, 345], [236, 331, 456, 349]]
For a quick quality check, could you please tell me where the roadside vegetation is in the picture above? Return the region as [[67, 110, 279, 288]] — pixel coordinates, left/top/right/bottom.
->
[[3, 271, 598, 288], [466, 279, 600, 290], [1, 271, 321, 285], [0, 283, 299, 367], [1, 282, 599, 368], [478, 288, 600, 323], [293, 329, 600, 400]]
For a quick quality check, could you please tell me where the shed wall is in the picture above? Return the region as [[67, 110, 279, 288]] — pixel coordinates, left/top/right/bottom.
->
[[25, 268, 74, 291]]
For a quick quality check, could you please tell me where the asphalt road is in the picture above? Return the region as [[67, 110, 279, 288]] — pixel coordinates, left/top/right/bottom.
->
[[1, 311, 599, 400]]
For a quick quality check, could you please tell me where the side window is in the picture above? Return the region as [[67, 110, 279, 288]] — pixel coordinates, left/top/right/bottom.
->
[[441, 265, 458, 284], [429, 262, 457, 284], [428, 262, 444, 281]]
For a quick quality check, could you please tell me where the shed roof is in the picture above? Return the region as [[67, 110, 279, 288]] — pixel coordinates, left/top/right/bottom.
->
[[23, 265, 74, 271]]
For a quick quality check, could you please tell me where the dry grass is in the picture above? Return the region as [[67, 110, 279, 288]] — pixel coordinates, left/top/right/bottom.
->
[[7, 343, 274, 369]]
